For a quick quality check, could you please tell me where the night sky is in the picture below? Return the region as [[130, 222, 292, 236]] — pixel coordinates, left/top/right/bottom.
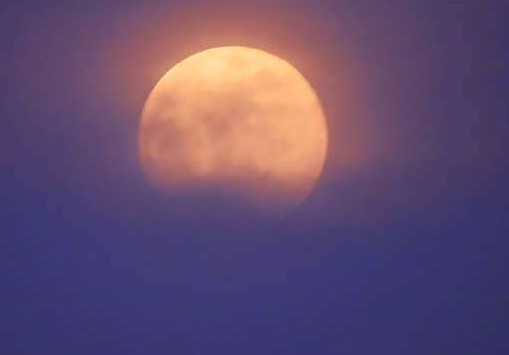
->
[[2, 1, 509, 354]]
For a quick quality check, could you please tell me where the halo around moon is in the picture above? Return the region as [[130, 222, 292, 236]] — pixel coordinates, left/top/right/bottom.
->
[[139, 46, 327, 215]]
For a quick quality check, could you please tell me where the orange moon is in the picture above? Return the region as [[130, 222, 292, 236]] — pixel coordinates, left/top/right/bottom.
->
[[139, 46, 327, 215]]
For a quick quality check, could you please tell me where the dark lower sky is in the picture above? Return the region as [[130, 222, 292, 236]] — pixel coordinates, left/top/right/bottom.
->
[[1, 1, 508, 354]]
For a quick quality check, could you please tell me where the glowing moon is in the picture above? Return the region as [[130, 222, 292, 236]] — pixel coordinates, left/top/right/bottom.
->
[[139, 46, 327, 215]]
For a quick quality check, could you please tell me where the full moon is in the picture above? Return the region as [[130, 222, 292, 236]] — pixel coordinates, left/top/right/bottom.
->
[[139, 46, 327, 215]]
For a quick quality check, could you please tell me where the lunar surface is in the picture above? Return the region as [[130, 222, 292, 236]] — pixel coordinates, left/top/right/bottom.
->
[[139, 46, 327, 215]]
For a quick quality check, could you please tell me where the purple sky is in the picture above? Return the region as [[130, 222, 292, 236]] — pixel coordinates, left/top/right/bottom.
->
[[1, 1, 508, 354]]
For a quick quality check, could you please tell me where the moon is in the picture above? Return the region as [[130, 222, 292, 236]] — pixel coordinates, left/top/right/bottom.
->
[[139, 46, 327, 216]]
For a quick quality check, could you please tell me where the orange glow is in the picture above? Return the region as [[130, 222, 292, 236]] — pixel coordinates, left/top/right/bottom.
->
[[139, 46, 328, 213]]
